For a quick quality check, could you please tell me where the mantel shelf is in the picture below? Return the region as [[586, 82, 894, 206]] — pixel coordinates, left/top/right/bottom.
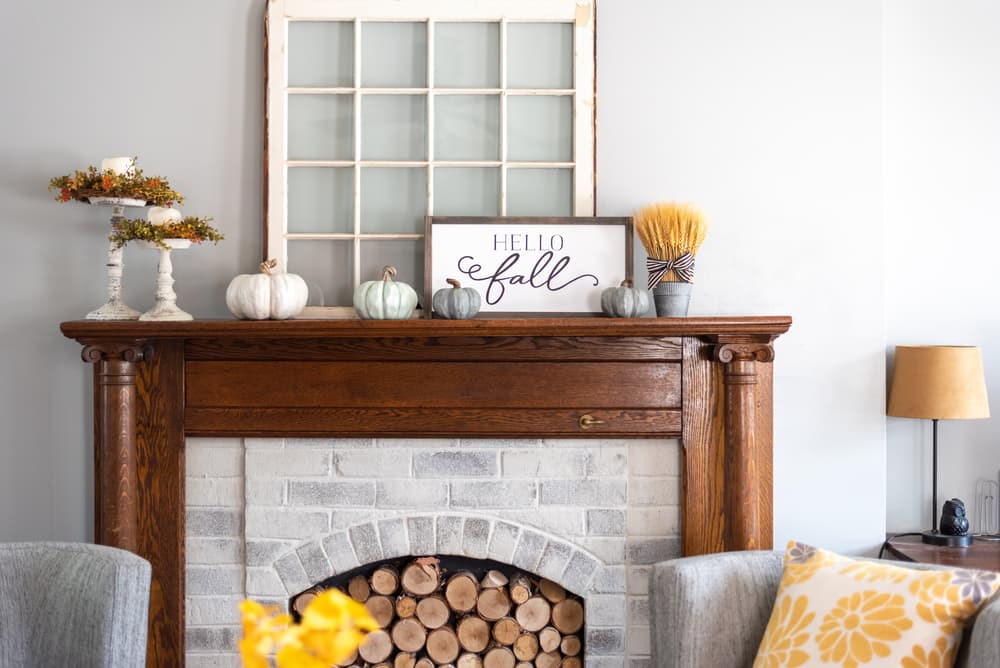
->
[[61, 315, 792, 340], [61, 313, 791, 667]]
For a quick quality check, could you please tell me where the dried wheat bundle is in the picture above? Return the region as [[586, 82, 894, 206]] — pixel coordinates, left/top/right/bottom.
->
[[633, 202, 707, 287]]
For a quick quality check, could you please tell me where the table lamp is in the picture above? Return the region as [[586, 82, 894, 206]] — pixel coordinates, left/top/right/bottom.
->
[[888, 345, 990, 546]]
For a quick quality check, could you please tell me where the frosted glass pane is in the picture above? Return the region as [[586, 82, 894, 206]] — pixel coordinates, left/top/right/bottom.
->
[[507, 168, 572, 216], [287, 94, 354, 160], [288, 240, 354, 306], [435, 22, 499, 88], [361, 95, 427, 160], [288, 167, 354, 234], [360, 240, 424, 306], [362, 22, 427, 88], [433, 167, 500, 216], [507, 23, 573, 89], [507, 96, 572, 162], [360, 168, 427, 234], [434, 95, 500, 161], [288, 21, 353, 88]]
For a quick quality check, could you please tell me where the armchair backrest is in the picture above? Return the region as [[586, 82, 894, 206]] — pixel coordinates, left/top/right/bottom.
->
[[0, 542, 151, 667], [650, 550, 1000, 668]]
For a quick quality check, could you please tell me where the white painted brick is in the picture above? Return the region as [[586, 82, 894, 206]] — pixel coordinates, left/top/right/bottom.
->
[[593, 565, 627, 593], [488, 521, 520, 563], [541, 480, 625, 506], [274, 552, 311, 594], [350, 523, 383, 564], [379, 518, 409, 558], [437, 516, 464, 555], [187, 566, 244, 596], [247, 450, 331, 478], [187, 478, 243, 507], [627, 537, 681, 565], [587, 509, 626, 536], [187, 538, 242, 565], [628, 625, 651, 656], [331, 510, 378, 530], [537, 540, 572, 581], [451, 481, 537, 509], [415, 450, 498, 477], [505, 509, 585, 537], [378, 438, 456, 448], [186, 626, 242, 653], [246, 479, 285, 506], [287, 437, 374, 448], [587, 594, 627, 626], [377, 480, 448, 508], [187, 596, 244, 625], [629, 596, 650, 626], [501, 450, 587, 478], [246, 540, 295, 568], [407, 517, 436, 556], [627, 507, 679, 537], [628, 478, 680, 506], [187, 446, 242, 478], [587, 628, 626, 655], [288, 481, 375, 507], [245, 508, 329, 540], [188, 510, 241, 538], [463, 518, 491, 559], [586, 447, 628, 477], [184, 653, 242, 668], [247, 567, 287, 597], [322, 532, 361, 573], [627, 566, 651, 596], [334, 449, 411, 477], [580, 537, 626, 565], [244, 438, 285, 449], [587, 658, 626, 668], [627, 441, 680, 477]]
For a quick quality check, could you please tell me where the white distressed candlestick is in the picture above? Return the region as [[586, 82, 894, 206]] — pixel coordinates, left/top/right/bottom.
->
[[138, 239, 193, 321], [86, 202, 142, 321], [101, 156, 135, 176]]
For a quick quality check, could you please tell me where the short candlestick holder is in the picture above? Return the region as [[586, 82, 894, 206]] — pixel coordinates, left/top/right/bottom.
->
[[136, 239, 193, 321], [86, 196, 146, 320]]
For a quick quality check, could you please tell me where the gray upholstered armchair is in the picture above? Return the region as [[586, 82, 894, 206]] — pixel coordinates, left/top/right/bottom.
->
[[650, 550, 1000, 668], [0, 542, 151, 667]]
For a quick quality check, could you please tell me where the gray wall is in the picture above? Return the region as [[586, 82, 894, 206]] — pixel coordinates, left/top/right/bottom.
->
[[0, 0, 263, 539]]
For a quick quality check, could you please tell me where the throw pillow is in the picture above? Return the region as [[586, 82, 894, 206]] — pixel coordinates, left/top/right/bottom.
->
[[753, 540, 1000, 668]]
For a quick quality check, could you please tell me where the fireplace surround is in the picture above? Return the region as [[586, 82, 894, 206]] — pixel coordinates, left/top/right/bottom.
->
[[61, 316, 791, 667]]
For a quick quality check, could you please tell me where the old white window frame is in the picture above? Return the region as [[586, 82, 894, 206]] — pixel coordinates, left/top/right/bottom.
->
[[265, 0, 596, 315]]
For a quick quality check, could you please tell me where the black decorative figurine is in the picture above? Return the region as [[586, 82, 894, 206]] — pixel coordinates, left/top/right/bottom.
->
[[940, 498, 970, 536]]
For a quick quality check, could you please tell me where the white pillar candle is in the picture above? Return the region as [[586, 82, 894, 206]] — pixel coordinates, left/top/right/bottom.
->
[[101, 157, 135, 176], [148, 206, 183, 226]]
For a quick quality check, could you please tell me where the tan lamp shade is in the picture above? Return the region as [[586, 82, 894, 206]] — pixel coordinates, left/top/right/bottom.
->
[[888, 346, 990, 419]]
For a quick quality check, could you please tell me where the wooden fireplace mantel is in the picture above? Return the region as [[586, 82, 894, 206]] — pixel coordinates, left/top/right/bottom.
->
[[61, 315, 791, 667]]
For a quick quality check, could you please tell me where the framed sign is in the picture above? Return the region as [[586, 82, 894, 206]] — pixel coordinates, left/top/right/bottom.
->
[[425, 217, 633, 316]]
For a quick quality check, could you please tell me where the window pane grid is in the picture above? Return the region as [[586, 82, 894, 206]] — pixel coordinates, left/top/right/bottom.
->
[[281, 12, 582, 301]]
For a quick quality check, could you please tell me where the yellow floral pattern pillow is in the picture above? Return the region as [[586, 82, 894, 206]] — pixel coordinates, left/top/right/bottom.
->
[[753, 541, 1000, 668]]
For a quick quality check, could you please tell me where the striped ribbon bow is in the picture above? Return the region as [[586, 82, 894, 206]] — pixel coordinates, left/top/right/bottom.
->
[[646, 253, 695, 289]]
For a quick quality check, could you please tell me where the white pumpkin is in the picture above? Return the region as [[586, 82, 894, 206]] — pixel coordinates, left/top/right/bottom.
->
[[148, 206, 183, 226], [226, 259, 308, 320]]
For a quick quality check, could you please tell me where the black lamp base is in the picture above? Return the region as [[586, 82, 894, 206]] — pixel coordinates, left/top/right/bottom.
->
[[922, 531, 973, 547]]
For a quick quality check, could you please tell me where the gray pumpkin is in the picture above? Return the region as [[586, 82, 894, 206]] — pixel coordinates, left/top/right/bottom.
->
[[601, 279, 651, 318], [353, 265, 418, 320], [432, 278, 481, 319]]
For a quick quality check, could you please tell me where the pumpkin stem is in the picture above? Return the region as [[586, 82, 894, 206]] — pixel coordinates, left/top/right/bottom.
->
[[381, 265, 397, 281], [446, 278, 461, 289], [260, 258, 278, 275], [621, 279, 633, 288]]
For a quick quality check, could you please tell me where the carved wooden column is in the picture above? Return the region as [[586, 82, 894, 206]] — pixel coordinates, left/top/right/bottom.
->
[[713, 340, 775, 551], [81, 341, 146, 552]]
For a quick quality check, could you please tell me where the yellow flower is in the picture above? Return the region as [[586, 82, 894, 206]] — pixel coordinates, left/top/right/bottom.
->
[[816, 591, 912, 668], [753, 595, 815, 668], [239, 589, 377, 668], [901, 636, 955, 668]]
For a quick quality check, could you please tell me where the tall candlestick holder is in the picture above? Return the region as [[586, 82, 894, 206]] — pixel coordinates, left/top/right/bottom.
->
[[86, 196, 146, 320], [136, 239, 193, 321]]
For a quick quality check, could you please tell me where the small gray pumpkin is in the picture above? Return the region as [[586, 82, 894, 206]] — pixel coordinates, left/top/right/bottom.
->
[[433, 278, 481, 319], [353, 265, 418, 320], [601, 279, 651, 318]]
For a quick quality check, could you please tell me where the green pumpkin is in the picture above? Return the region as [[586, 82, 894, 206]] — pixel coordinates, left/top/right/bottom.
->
[[601, 279, 651, 318], [353, 266, 418, 320], [432, 278, 481, 319]]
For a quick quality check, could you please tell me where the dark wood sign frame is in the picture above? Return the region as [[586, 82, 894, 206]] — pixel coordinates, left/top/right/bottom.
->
[[61, 315, 791, 667]]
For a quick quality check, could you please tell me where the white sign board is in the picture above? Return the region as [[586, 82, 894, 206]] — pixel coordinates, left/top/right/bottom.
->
[[426, 217, 633, 315]]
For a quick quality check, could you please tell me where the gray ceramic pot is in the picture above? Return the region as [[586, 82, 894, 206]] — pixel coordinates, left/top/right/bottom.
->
[[652, 281, 692, 317]]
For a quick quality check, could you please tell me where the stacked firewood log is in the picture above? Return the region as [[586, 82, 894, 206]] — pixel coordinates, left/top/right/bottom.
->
[[291, 557, 585, 668]]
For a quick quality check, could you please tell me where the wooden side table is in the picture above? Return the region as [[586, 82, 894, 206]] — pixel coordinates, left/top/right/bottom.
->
[[885, 534, 1000, 571]]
